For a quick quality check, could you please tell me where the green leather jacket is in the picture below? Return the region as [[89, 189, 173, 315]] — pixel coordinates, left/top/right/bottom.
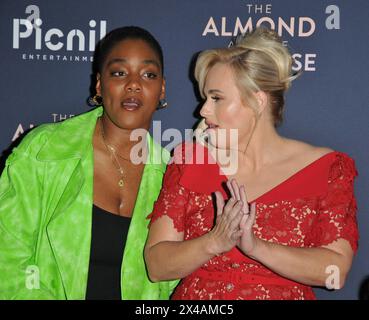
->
[[0, 107, 178, 299]]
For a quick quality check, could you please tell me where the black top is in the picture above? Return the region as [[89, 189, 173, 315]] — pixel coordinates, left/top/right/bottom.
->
[[85, 204, 131, 300]]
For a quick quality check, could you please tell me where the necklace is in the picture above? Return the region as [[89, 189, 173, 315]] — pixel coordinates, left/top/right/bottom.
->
[[100, 119, 128, 188]]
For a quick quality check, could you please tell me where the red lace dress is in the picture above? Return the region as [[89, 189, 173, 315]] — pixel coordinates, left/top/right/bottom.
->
[[148, 143, 359, 300]]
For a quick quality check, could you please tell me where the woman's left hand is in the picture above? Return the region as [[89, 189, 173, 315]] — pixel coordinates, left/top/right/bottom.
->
[[227, 179, 258, 257]]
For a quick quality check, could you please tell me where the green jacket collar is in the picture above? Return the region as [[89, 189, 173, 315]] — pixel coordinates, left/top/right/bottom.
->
[[36, 106, 168, 172]]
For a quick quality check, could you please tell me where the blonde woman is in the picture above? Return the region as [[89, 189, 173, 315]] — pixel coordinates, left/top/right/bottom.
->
[[144, 28, 358, 300]]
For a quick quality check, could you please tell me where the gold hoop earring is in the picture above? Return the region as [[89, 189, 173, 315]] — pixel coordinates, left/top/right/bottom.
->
[[88, 94, 103, 106]]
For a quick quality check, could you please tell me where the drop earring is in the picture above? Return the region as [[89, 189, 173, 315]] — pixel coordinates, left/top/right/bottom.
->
[[157, 99, 168, 110], [88, 95, 103, 106]]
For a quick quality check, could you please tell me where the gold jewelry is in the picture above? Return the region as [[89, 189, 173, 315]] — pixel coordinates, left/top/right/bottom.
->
[[100, 118, 128, 188], [88, 94, 103, 106]]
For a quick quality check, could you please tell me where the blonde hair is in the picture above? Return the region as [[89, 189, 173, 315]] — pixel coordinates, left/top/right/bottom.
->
[[195, 27, 298, 126]]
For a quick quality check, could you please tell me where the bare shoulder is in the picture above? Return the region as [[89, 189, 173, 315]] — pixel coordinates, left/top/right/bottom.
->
[[284, 139, 334, 164]]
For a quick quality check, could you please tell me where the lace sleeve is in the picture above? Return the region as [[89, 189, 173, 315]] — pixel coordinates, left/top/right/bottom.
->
[[312, 153, 359, 252], [147, 155, 190, 233]]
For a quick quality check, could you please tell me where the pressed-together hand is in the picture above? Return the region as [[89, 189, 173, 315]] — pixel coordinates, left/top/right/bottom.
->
[[206, 191, 245, 256], [226, 179, 258, 257]]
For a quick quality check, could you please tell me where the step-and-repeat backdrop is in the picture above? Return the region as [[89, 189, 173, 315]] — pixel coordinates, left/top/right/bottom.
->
[[1, 0, 368, 299]]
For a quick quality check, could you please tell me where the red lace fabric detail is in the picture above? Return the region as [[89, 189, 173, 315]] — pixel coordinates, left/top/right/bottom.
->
[[148, 142, 221, 235], [148, 143, 359, 300], [147, 160, 189, 233], [307, 153, 359, 252]]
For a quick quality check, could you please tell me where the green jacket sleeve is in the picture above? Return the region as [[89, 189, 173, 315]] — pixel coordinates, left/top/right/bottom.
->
[[0, 130, 56, 299]]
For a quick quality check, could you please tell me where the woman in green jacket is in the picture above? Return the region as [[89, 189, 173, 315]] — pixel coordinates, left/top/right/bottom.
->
[[0, 26, 178, 300]]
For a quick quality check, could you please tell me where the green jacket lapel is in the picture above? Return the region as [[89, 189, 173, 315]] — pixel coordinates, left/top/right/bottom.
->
[[46, 158, 92, 299], [39, 107, 101, 299], [121, 135, 168, 299]]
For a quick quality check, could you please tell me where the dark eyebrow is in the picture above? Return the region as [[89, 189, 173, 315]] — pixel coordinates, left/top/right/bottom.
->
[[106, 58, 127, 67], [143, 59, 161, 69], [106, 58, 161, 69]]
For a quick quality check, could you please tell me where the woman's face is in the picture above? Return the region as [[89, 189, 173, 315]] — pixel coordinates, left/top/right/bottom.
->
[[96, 38, 165, 131], [200, 62, 257, 150]]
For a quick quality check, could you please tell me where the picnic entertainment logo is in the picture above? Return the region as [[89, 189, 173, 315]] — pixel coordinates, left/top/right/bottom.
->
[[13, 4, 107, 63]]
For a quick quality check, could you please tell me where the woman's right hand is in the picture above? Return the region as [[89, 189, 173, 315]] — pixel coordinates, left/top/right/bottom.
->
[[205, 191, 245, 256]]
